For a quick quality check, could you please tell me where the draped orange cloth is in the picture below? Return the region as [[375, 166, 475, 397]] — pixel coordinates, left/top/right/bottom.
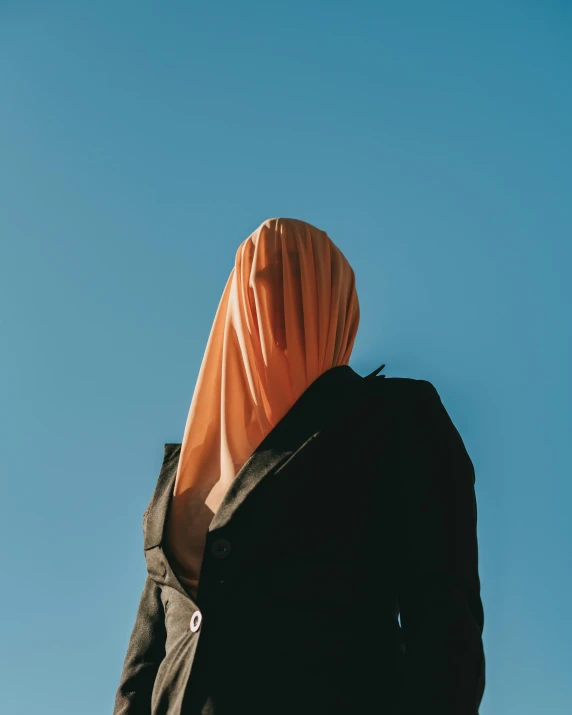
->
[[163, 217, 360, 598]]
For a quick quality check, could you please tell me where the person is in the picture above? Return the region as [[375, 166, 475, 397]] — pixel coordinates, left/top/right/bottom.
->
[[113, 217, 485, 715]]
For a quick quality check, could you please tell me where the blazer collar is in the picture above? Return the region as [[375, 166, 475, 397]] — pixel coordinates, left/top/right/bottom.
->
[[143, 362, 385, 549]]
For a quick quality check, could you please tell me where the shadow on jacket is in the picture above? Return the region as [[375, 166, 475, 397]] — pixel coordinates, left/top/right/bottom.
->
[[113, 364, 486, 715]]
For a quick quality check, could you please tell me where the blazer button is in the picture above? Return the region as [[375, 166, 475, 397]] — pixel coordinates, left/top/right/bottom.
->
[[190, 610, 202, 632], [211, 538, 231, 559]]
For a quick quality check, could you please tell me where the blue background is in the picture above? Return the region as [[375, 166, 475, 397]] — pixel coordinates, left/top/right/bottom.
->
[[1, 2, 570, 713]]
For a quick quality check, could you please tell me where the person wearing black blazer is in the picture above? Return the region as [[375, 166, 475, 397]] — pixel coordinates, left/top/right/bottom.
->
[[113, 219, 485, 714]]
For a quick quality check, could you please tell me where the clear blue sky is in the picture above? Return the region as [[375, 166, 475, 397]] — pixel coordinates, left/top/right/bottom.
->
[[1, 2, 570, 713]]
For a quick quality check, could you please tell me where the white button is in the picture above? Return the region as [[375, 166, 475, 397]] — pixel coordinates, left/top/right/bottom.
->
[[190, 610, 202, 632]]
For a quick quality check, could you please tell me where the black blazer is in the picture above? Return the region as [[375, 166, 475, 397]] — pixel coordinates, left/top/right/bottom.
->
[[113, 364, 485, 715]]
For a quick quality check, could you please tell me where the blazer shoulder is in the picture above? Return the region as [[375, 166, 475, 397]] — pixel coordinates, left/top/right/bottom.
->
[[356, 376, 436, 419], [143, 443, 181, 522], [365, 377, 443, 415], [376, 376, 438, 394]]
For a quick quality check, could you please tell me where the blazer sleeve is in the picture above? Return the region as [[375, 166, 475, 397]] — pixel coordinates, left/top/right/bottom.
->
[[394, 380, 485, 715], [113, 572, 167, 715]]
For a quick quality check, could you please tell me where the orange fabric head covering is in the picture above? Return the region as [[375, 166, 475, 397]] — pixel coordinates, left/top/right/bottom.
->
[[163, 217, 360, 597]]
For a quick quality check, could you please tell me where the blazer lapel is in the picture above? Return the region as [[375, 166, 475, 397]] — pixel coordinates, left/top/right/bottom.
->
[[143, 363, 385, 550]]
